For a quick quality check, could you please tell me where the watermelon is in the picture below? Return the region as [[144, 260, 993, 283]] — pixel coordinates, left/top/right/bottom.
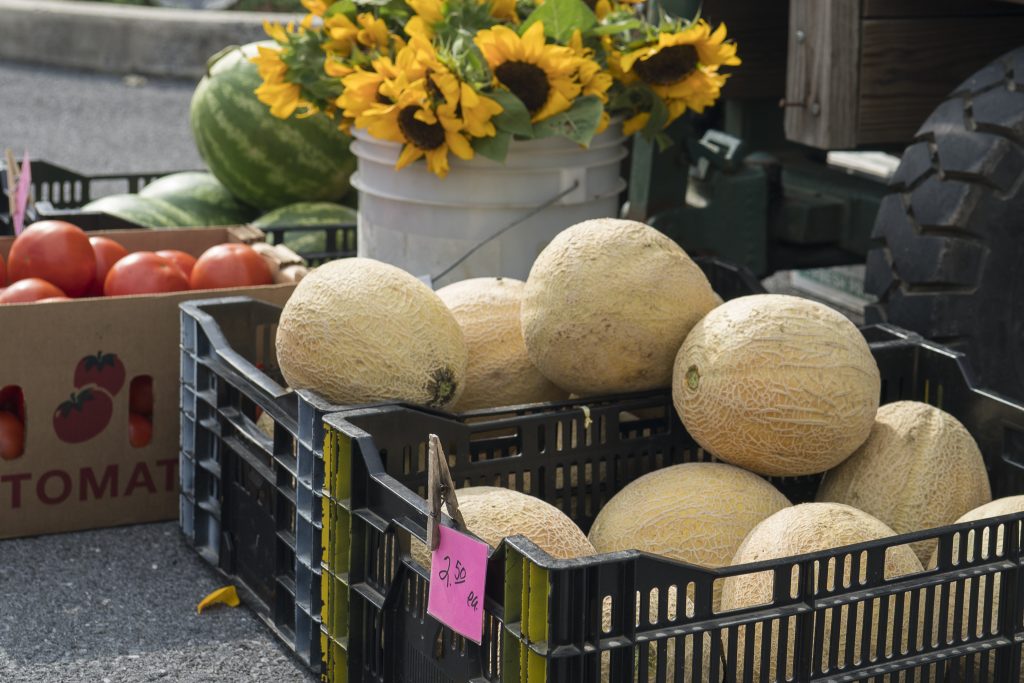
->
[[82, 194, 198, 229], [252, 201, 357, 256], [139, 172, 256, 226], [190, 42, 357, 211]]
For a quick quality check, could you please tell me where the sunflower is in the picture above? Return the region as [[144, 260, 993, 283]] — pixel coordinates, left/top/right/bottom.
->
[[338, 56, 400, 127], [406, 0, 443, 39], [457, 82, 504, 138], [474, 22, 584, 122], [359, 78, 475, 177], [322, 12, 360, 54], [355, 12, 393, 51], [614, 20, 738, 131], [301, 0, 328, 15], [619, 20, 739, 94], [252, 46, 318, 119]]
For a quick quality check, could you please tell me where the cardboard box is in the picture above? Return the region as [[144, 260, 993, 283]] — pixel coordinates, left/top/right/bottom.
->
[[0, 226, 295, 539]]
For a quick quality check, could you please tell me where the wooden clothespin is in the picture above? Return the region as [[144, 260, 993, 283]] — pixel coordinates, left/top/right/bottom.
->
[[426, 433, 466, 551]]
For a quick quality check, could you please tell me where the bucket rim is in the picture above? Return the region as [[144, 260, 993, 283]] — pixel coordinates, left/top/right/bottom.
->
[[349, 144, 630, 176], [350, 174, 627, 210]]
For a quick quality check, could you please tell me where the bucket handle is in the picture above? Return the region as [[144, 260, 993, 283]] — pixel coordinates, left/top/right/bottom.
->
[[432, 180, 581, 282]]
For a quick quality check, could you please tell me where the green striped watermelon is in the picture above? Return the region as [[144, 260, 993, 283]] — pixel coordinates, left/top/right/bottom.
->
[[252, 201, 357, 256], [190, 43, 356, 212], [82, 194, 198, 229], [139, 172, 257, 226]]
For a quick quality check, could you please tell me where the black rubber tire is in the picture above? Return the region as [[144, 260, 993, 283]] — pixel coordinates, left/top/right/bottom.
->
[[864, 46, 1024, 399]]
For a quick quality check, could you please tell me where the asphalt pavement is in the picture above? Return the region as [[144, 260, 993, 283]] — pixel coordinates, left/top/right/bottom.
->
[[0, 60, 316, 682]]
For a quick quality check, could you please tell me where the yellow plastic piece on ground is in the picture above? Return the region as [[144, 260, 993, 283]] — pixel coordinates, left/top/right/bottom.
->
[[197, 585, 240, 614]]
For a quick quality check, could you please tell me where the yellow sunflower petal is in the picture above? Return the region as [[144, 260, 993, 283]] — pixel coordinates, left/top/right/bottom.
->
[[424, 147, 450, 178], [396, 143, 425, 170], [263, 20, 289, 44], [521, 21, 546, 62], [445, 131, 474, 160], [622, 112, 650, 136]]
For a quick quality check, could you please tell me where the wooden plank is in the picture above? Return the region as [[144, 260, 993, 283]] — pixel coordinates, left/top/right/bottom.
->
[[784, 0, 862, 149], [700, 0, 789, 98], [856, 16, 1024, 144], [862, 0, 1024, 18]]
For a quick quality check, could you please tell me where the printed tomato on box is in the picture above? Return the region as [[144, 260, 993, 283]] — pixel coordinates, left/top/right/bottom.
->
[[52, 388, 113, 444], [74, 352, 126, 396]]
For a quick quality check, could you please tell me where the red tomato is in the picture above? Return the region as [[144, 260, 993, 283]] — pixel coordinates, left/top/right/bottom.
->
[[0, 278, 67, 304], [53, 387, 113, 443], [155, 250, 197, 279], [190, 243, 273, 290], [75, 352, 126, 396], [129, 412, 153, 448], [87, 237, 129, 296], [0, 252, 6, 286], [129, 376, 154, 416], [8, 220, 96, 297], [104, 252, 190, 297], [0, 410, 25, 460]]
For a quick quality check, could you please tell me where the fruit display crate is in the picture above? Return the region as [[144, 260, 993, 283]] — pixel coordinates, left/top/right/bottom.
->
[[176, 257, 766, 675], [321, 325, 1024, 682], [0, 159, 356, 265]]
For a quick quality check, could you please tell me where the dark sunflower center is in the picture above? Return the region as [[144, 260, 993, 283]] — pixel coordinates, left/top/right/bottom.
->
[[632, 44, 699, 86], [397, 106, 445, 150], [494, 61, 550, 114]]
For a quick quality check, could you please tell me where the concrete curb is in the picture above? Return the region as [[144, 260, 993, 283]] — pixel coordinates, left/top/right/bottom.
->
[[0, 0, 303, 80]]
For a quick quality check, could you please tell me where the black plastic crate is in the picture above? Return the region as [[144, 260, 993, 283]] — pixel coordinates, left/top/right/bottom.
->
[[318, 327, 1024, 682], [178, 296, 335, 669], [177, 257, 766, 674], [0, 160, 168, 232], [0, 159, 357, 265]]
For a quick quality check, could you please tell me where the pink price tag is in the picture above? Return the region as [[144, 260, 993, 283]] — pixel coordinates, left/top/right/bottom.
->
[[427, 525, 488, 644], [12, 152, 31, 236]]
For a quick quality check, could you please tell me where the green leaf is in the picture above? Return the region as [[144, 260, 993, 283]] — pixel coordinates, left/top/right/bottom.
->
[[591, 18, 643, 36], [521, 0, 595, 43], [473, 131, 513, 162], [642, 94, 669, 137], [532, 95, 604, 145], [489, 90, 534, 138]]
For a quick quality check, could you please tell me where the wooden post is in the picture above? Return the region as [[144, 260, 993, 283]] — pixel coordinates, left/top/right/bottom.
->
[[783, 0, 861, 149]]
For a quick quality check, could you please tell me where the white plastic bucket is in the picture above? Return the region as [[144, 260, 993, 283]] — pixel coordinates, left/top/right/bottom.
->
[[351, 124, 628, 286]]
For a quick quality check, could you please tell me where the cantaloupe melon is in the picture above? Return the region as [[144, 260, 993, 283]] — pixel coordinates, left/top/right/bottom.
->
[[275, 258, 468, 409], [927, 496, 1024, 681], [588, 462, 791, 609], [520, 218, 718, 396], [720, 503, 923, 682], [817, 401, 991, 564], [409, 486, 594, 568], [435, 277, 567, 411], [600, 590, 716, 683], [674, 294, 880, 477]]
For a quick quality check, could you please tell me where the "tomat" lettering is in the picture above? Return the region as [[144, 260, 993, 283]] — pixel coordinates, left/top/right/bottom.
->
[[0, 458, 177, 509]]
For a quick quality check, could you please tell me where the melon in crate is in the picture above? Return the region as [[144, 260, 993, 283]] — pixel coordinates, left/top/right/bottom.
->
[[275, 257, 467, 409], [720, 503, 924, 682], [674, 294, 880, 477], [190, 43, 356, 211]]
